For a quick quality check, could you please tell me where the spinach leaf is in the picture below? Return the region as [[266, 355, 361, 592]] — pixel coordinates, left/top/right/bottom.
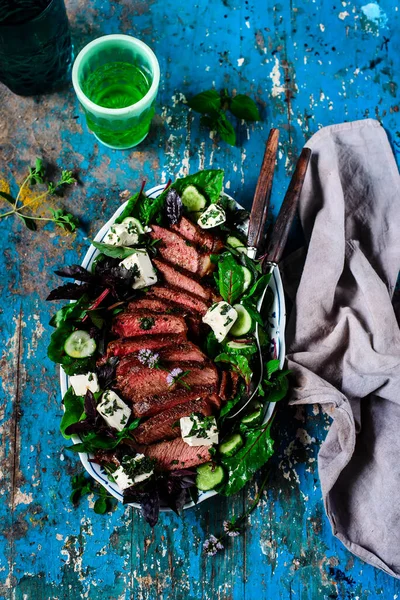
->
[[91, 242, 139, 260], [218, 421, 274, 496], [262, 366, 291, 403], [242, 273, 271, 302], [241, 300, 264, 326], [172, 169, 224, 204], [66, 421, 141, 454], [114, 191, 141, 224], [135, 192, 165, 225], [49, 295, 90, 328], [214, 352, 252, 386], [204, 331, 222, 360], [217, 253, 244, 304], [218, 382, 245, 421], [60, 387, 85, 439]]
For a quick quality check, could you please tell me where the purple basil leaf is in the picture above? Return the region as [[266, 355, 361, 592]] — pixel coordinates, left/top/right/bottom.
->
[[64, 418, 92, 436], [55, 265, 93, 282], [96, 357, 119, 389], [165, 188, 183, 226], [46, 282, 91, 301], [84, 390, 97, 420]]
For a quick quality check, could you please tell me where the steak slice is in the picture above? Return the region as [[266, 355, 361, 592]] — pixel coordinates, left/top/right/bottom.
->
[[218, 371, 230, 402], [134, 395, 217, 444], [117, 361, 219, 401], [171, 216, 224, 253], [107, 334, 186, 357], [130, 386, 217, 417], [149, 285, 209, 316], [112, 311, 187, 338], [128, 297, 182, 314], [153, 258, 216, 301], [150, 225, 213, 277], [115, 343, 207, 372], [142, 437, 212, 471]]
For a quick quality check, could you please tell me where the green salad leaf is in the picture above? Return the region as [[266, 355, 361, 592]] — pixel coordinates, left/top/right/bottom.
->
[[216, 252, 244, 304], [214, 352, 252, 386], [218, 421, 274, 496], [66, 420, 140, 454], [114, 191, 141, 224], [172, 169, 224, 204], [91, 241, 140, 260], [60, 388, 85, 439]]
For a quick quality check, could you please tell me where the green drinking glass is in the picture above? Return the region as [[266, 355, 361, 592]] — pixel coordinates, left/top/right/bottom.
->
[[72, 34, 160, 150]]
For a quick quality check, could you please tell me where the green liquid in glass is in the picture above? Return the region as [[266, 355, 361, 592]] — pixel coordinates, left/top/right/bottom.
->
[[83, 61, 150, 108], [82, 61, 154, 149]]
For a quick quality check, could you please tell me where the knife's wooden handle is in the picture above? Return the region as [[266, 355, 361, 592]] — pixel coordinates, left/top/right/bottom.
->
[[264, 147, 312, 265], [247, 128, 279, 251]]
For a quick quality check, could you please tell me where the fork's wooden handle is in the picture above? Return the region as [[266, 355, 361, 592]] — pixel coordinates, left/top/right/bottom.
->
[[247, 128, 279, 251], [264, 147, 312, 265]]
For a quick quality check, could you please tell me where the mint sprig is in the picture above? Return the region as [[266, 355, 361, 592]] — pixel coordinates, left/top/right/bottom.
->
[[187, 88, 261, 146]]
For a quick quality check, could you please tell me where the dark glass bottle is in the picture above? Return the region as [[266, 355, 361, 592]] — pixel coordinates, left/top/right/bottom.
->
[[0, 0, 73, 96]]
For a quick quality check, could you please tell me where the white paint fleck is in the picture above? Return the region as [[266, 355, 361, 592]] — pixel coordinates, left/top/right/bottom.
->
[[205, 65, 210, 72], [296, 428, 316, 445], [320, 91, 325, 101], [225, 180, 231, 189], [14, 490, 33, 506], [319, 23, 325, 31], [237, 57, 245, 67], [56, 533, 63, 541], [339, 10, 349, 19], [361, 3, 388, 27], [270, 56, 285, 97], [245, 20, 250, 28]]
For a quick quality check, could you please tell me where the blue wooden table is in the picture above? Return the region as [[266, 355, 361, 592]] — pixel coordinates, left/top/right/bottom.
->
[[1, 0, 399, 598]]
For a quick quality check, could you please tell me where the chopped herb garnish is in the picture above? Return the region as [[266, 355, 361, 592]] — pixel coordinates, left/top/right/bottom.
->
[[139, 317, 155, 330]]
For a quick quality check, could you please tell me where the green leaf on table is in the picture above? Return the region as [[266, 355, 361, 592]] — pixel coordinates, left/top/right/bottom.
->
[[229, 94, 261, 122], [0, 190, 16, 205], [216, 111, 236, 146], [188, 90, 221, 114], [29, 158, 46, 185], [93, 497, 108, 514], [217, 252, 244, 304], [18, 214, 37, 231], [218, 421, 274, 496], [50, 208, 79, 232], [60, 387, 85, 439]]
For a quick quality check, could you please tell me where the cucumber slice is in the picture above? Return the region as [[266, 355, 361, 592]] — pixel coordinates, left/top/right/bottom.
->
[[181, 185, 207, 212], [122, 216, 144, 234], [219, 433, 243, 457], [196, 462, 225, 491], [241, 266, 252, 292], [226, 235, 247, 254], [225, 340, 257, 355], [241, 404, 263, 426], [64, 330, 96, 358], [230, 305, 252, 337]]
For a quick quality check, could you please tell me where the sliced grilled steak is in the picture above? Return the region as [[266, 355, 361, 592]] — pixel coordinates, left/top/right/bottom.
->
[[115, 343, 207, 373], [134, 396, 216, 444], [117, 361, 219, 401], [153, 258, 216, 301], [230, 371, 240, 399], [107, 334, 186, 357], [150, 225, 213, 277], [142, 437, 212, 470], [112, 311, 187, 338], [130, 385, 218, 417], [171, 216, 224, 253], [149, 285, 209, 316], [127, 297, 181, 314]]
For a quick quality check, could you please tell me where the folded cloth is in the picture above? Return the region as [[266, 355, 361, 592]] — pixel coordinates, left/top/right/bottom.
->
[[285, 119, 400, 577]]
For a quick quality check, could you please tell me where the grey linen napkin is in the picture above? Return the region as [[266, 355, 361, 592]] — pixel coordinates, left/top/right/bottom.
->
[[284, 119, 400, 577]]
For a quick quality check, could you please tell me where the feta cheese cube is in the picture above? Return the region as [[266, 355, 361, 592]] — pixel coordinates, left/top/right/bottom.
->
[[104, 220, 139, 246], [97, 390, 131, 431], [69, 372, 99, 396], [202, 301, 238, 342], [120, 251, 158, 289], [197, 204, 226, 229], [180, 415, 219, 446], [113, 454, 154, 490]]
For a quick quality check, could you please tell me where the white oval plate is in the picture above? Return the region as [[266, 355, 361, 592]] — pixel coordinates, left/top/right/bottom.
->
[[60, 184, 286, 510]]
